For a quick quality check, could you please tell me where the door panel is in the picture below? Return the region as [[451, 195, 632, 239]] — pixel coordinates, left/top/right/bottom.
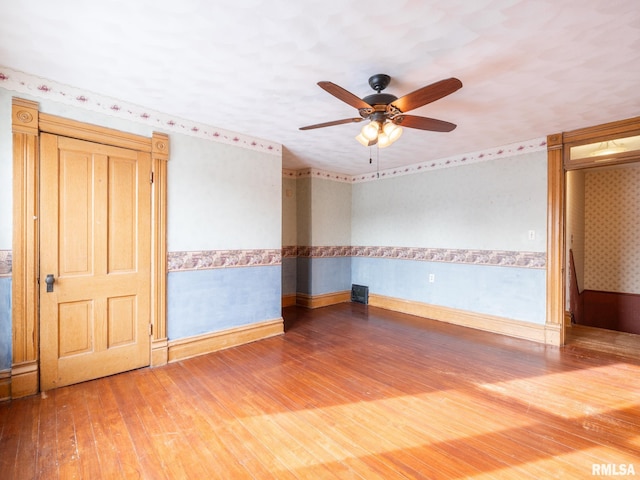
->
[[40, 133, 151, 390], [108, 157, 137, 272], [107, 295, 137, 347], [59, 149, 95, 276], [58, 300, 94, 357]]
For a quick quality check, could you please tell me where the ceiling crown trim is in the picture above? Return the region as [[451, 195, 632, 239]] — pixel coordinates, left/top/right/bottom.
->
[[0, 66, 281, 156]]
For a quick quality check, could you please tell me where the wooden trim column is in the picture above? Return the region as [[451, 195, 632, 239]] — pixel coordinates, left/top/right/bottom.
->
[[546, 133, 565, 346], [11, 98, 40, 397], [151, 132, 169, 366]]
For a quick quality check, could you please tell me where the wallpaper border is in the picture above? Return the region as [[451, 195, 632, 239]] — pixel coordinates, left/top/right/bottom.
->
[[168, 249, 282, 272], [2, 247, 546, 273], [0, 66, 281, 156], [286, 245, 546, 269], [0, 250, 10, 277], [284, 137, 547, 184]]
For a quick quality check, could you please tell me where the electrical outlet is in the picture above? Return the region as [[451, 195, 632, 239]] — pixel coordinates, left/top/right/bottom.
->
[[528, 230, 536, 240], [429, 274, 435, 283]]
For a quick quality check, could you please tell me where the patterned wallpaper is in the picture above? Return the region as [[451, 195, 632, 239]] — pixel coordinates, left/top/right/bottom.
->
[[585, 164, 640, 293], [1, 248, 281, 274], [284, 246, 545, 269], [0, 246, 551, 274], [0, 251, 10, 277], [283, 138, 547, 184], [168, 250, 281, 272]]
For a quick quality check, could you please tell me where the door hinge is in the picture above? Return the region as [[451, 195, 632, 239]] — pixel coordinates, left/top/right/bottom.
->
[[149, 323, 153, 336], [150, 171, 154, 184]]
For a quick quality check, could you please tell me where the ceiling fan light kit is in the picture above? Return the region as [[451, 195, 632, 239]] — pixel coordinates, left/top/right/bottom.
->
[[300, 73, 462, 149], [362, 120, 381, 141], [355, 132, 377, 147]]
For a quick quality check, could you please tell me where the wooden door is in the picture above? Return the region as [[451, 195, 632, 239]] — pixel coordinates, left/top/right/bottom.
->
[[40, 133, 152, 390]]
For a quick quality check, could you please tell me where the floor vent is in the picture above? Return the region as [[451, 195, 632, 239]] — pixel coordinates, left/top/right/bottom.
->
[[351, 284, 369, 304]]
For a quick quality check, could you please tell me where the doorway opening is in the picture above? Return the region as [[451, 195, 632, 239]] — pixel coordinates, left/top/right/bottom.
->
[[548, 116, 640, 355], [565, 162, 640, 359]]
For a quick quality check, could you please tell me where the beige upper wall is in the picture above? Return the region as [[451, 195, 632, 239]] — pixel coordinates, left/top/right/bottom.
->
[[292, 175, 352, 247], [0, 87, 283, 252], [310, 178, 351, 246], [566, 170, 585, 294], [352, 152, 547, 251], [282, 176, 297, 246]]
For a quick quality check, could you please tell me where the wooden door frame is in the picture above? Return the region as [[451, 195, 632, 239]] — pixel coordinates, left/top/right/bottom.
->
[[11, 97, 169, 399], [546, 115, 640, 346]]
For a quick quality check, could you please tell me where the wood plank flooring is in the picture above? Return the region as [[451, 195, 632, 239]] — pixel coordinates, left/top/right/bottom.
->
[[1, 303, 639, 479], [566, 324, 640, 362]]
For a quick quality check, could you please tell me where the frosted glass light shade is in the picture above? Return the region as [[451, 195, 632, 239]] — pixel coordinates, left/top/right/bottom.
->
[[383, 122, 403, 143], [377, 132, 392, 148], [355, 133, 376, 147], [361, 121, 381, 141]]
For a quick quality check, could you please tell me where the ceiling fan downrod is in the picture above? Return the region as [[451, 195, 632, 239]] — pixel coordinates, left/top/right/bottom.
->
[[362, 74, 398, 111]]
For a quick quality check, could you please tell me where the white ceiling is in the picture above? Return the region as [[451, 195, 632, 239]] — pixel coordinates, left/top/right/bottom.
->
[[1, 0, 639, 175]]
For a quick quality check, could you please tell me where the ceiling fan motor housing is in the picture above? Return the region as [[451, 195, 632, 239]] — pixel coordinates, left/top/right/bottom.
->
[[362, 93, 398, 107]]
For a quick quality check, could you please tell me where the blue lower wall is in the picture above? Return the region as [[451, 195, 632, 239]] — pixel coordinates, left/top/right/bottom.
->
[[167, 265, 282, 340], [1, 255, 546, 361], [282, 258, 297, 296], [0, 266, 281, 364], [292, 256, 545, 325], [297, 257, 352, 296], [0, 277, 11, 370], [352, 257, 546, 324]]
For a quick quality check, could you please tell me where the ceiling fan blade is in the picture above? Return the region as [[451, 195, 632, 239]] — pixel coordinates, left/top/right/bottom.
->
[[396, 115, 457, 132], [299, 117, 364, 130], [390, 77, 462, 113], [318, 81, 373, 110]]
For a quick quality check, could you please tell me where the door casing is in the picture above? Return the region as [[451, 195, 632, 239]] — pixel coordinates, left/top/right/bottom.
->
[[11, 97, 169, 398]]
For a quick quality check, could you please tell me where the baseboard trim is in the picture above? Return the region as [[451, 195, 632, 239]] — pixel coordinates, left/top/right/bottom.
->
[[151, 338, 169, 367], [282, 294, 297, 308], [0, 369, 11, 402], [545, 322, 563, 346], [296, 291, 351, 309], [168, 318, 284, 363], [369, 294, 557, 345], [10, 361, 39, 399]]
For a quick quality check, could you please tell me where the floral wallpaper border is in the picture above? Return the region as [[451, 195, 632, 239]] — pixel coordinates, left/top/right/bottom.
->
[[0, 66, 281, 156], [284, 138, 547, 184], [1, 249, 282, 275], [285, 245, 546, 269], [0, 250, 11, 277], [2, 246, 545, 274], [282, 246, 299, 258], [168, 249, 282, 272]]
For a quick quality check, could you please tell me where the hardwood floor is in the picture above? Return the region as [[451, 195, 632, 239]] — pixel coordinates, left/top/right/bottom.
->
[[566, 324, 640, 362], [1, 303, 639, 479]]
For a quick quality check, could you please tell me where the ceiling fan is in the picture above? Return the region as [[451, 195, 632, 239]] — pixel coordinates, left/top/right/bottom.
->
[[300, 74, 462, 148]]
